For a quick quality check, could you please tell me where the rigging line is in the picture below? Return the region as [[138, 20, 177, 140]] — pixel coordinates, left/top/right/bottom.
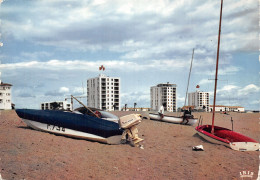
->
[[184, 48, 195, 108]]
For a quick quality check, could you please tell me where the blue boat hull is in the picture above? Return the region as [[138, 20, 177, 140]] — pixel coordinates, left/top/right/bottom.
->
[[16, 109, 123, 139]]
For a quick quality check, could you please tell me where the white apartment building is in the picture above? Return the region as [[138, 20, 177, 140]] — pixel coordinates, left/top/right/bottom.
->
[[87, 74, 120, 111], [150, 83, 177, 112], [0, 77, 12, 110], [188, 90, 209, 112], [41, 101, 72, 111]]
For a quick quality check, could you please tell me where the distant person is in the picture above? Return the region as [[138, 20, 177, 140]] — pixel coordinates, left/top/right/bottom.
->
[[182, 107, 192, 125], [158, 103, 166, 120]]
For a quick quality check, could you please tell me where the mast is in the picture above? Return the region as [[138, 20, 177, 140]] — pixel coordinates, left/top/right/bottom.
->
[[211, 0, 223, 134], [184, 48, 195, 108]]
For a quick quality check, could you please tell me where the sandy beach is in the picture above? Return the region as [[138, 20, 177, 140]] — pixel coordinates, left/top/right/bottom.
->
[[0, 110, 259, 180]]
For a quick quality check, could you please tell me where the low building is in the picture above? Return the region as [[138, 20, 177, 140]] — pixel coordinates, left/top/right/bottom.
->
[[121, 107, 151, 111], [209, 105, 244, 112], [41, 101, 72, 111]]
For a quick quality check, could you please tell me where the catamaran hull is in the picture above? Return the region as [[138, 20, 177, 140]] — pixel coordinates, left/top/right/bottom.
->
[[16, 109, 123, 144], [149, 113, 198, 126], [22, 119, 122, 144]]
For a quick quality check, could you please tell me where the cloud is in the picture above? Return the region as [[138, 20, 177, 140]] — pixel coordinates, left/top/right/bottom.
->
[[20, 51, 52, 60], [45, 86, 70, 97], [237, 84, 260, 96], [198, 79, 212, 85], [59, 87, 69, 93], [218, 84, 239, 92], [121, 90, 150, 108], [208, 84, 260, 110], [196, 65, 241, 76], [0, 59, 190, 72], [1, 0, 257, 55]]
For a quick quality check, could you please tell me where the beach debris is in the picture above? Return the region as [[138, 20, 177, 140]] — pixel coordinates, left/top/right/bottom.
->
[[192, 145, 204, 151]]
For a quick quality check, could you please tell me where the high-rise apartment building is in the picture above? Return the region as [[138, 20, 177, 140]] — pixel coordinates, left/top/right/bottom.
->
[[87, 74, 120, 111], [150, 83, 177, 112], [188, 90, 209, 111]]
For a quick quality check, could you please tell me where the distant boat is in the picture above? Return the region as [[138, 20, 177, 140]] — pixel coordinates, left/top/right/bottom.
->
[[16, 97, 143, 145], [195, 0, 259, 151], [148, 49, 198, 126], [149, 113, 197, 126]]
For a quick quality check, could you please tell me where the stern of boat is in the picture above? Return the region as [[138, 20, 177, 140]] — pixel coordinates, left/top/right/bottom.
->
[[119, 114, 144, 146]]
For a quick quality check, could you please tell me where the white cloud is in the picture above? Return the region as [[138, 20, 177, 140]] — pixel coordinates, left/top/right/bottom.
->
[[198, 79, 212, 85], [218, 84, 239, 92], [59, 87, 69, 93], [0, 59, 190, 72], [121, 90, 150, 107], [238, 84, 260, 96], [1, 0, 257, 54]]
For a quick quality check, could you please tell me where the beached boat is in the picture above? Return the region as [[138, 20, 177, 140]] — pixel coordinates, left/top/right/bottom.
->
[[149, 113, 197, 126], [195, 0, 259, 151], [16, 108, 143, 145]]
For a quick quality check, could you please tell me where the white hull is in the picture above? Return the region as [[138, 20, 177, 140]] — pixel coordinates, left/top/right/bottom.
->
[[22, 119, 122, 144], [196, 130, 228, 147], [149, 113, 197, 126], [230, 142, 259, 151]]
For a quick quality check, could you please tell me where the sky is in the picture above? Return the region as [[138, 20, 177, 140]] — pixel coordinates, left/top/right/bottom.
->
[[0, 0, 259, 110]]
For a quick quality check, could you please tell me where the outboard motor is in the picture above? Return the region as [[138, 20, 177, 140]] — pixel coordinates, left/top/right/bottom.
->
[[119, 114, 143, 146]]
